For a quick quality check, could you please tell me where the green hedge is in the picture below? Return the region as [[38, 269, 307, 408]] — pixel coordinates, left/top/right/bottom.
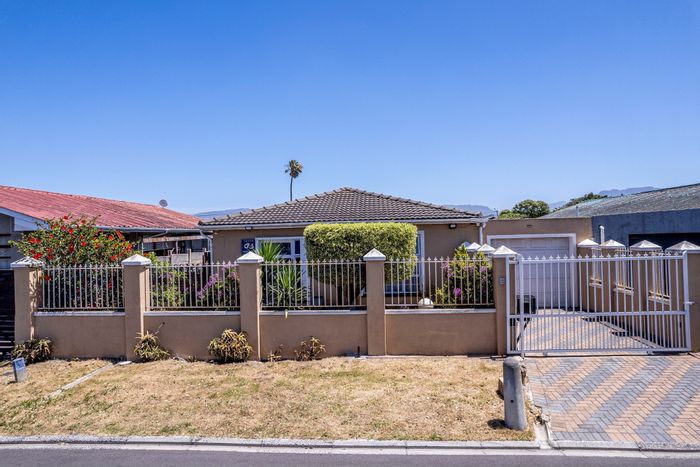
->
[[304, 222, 417, 261], [304, 223, 417, 293]]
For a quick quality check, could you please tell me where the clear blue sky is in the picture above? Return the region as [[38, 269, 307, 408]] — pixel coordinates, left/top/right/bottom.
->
[[1, 1, 699, 213]]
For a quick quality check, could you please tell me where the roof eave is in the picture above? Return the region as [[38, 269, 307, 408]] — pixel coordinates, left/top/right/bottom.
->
[[204, 217, 489, 230], [102, 226, 204, 233]]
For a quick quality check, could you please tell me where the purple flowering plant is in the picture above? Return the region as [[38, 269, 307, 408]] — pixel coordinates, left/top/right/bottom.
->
[[433, 246, 493, 306]]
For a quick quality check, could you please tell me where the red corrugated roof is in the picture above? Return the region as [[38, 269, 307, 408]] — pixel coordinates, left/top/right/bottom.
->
[[0, 185, 200, 231]]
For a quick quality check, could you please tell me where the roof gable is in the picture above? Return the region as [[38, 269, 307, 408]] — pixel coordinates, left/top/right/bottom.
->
[[202, 187, 480, 227], [0, 185, 201, 231]]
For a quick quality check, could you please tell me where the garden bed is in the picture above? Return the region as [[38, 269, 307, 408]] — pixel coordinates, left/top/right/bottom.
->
[[0, 357, 533, 441]]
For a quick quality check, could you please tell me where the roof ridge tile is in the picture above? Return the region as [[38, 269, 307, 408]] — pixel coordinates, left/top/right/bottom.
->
[[202, 186, 481, 226]]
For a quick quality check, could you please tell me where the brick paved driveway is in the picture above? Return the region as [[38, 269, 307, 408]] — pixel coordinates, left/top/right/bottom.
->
[[526, 355, 700, 446]]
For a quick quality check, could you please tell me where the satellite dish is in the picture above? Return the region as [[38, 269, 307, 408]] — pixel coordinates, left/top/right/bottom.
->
[[159, 199, 168, 208]]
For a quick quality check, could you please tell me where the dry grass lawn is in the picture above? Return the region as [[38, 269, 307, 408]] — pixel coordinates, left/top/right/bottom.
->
[[0, 357, 533, 441]]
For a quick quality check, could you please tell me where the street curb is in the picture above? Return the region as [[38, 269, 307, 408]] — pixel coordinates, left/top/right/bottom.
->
[[2, 435, 699, 453], [549, 439, 700, 452], [0, 435, 544, 450]]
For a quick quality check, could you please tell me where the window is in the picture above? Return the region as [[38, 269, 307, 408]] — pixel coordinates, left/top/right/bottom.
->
[[255, 237, 305, 260], [385, 231, 424, 294]]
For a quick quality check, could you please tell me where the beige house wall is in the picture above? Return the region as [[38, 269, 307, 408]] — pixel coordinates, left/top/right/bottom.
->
[[386, 310, 497, 355], [417, 223, 479, 258], [484, 218, 593, 244], [212, 222, 480, 262]]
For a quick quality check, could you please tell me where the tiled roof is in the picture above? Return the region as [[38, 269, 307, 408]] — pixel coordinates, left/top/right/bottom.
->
[[202, 187, 480, 227], [544, 183, 700, 218], [0, 185, 201, 230]]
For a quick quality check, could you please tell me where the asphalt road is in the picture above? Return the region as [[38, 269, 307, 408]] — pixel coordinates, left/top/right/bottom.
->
[[0, 448, 698, 467]]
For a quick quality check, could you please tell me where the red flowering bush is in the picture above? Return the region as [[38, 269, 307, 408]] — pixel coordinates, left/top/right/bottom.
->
[[11, 215, 134, 265]]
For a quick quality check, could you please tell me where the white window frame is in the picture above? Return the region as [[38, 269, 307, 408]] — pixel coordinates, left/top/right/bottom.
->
[[255, 236, 306, 260], [386, 231, 425, 295]]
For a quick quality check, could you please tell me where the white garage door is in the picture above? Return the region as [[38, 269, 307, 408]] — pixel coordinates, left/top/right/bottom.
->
[[490, 237, 572, 308]]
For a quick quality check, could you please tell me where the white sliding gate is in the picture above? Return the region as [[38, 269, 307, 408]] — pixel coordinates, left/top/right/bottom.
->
[[506, 253, 691, 355]]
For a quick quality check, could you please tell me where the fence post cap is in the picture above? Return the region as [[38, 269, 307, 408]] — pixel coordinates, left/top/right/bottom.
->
[[667, 241, 700, 254], [630, 240, 662, 251], [476, 244, 496, 254], [577, 239, 599, 248], [492, 245, 517, 258], [10, 256, 44, 269], [463, 241, 481, 252], [600, 239, 625, 249], [237, 251, 264, 263], [121, 254, 152, 266], [363, 248, 386, 261]]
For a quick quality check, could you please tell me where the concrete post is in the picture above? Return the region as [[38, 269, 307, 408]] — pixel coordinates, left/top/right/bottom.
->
[[237, 251, 263, 361], [122, 254, 151, 361], [577, 239, 599, 311], [11, 257, 44, 343], [503, 356, 527, 431], [363, 248, 386, 356], [667, 242, 700, 352], [493, 246, 517, 356], [599, 240, 624, 313]]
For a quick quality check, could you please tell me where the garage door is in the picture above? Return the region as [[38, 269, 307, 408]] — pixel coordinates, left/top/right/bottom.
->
[[490, 237, 572, 308]]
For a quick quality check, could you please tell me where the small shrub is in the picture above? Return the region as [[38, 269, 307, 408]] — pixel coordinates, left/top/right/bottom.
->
[[266, 345, 284, 362], [294, 337, 326, 361], [134, 331, 171, 362], [304, 222, 417, 293], [12, 338, 53, 364], [208, 329, 253, 363]]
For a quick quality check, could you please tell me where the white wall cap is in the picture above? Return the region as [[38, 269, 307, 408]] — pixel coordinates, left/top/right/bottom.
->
[[577, 239, 599, 248], [121, 254, 152, 266], [11, 256, 44, 269], [667, 241, 700, 253], [476, 244, 496, 253], [363, 248, 386, 261], [492, 245, 517, 257], [630, 240, 662, 251], [600, 239, 625, 249], [464, 242, 481, 252], [237, 251, 264, 263]]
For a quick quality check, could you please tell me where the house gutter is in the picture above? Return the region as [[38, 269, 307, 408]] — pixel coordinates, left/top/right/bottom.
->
[[101, 227, 203, 234]]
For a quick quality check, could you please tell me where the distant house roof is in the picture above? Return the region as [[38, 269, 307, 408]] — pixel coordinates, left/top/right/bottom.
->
[[544, 183, 700, 218], [0, 185, 201, 231], [202, 187, 482, 228]]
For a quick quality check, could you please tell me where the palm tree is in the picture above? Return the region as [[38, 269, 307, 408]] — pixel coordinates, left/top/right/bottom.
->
[[284, 160, 303, 201]]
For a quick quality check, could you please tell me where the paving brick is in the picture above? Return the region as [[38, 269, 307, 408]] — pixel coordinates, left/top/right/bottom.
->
[[527, 355, 700, 448]]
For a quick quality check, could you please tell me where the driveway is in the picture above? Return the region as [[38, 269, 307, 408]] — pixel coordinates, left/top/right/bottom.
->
[[526, 354, 700, 446]]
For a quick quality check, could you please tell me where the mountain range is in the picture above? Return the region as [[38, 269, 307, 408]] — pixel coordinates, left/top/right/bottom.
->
[[193, 187, 657, 220]]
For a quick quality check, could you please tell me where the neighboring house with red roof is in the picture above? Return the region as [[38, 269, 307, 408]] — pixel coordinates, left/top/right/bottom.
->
[[0, 185, 205, 268]]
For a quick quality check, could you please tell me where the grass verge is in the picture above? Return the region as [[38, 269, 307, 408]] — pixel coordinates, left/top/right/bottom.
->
[[0, 357, 533, 441]]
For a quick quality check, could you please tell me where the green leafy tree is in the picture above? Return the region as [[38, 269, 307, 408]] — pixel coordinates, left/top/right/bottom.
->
[[497, 209, 524, 219], [560, 192, 607, 210], [11, 215, 135, 265], [498, 199, 550, 219], [284, 159, 303, 201]]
